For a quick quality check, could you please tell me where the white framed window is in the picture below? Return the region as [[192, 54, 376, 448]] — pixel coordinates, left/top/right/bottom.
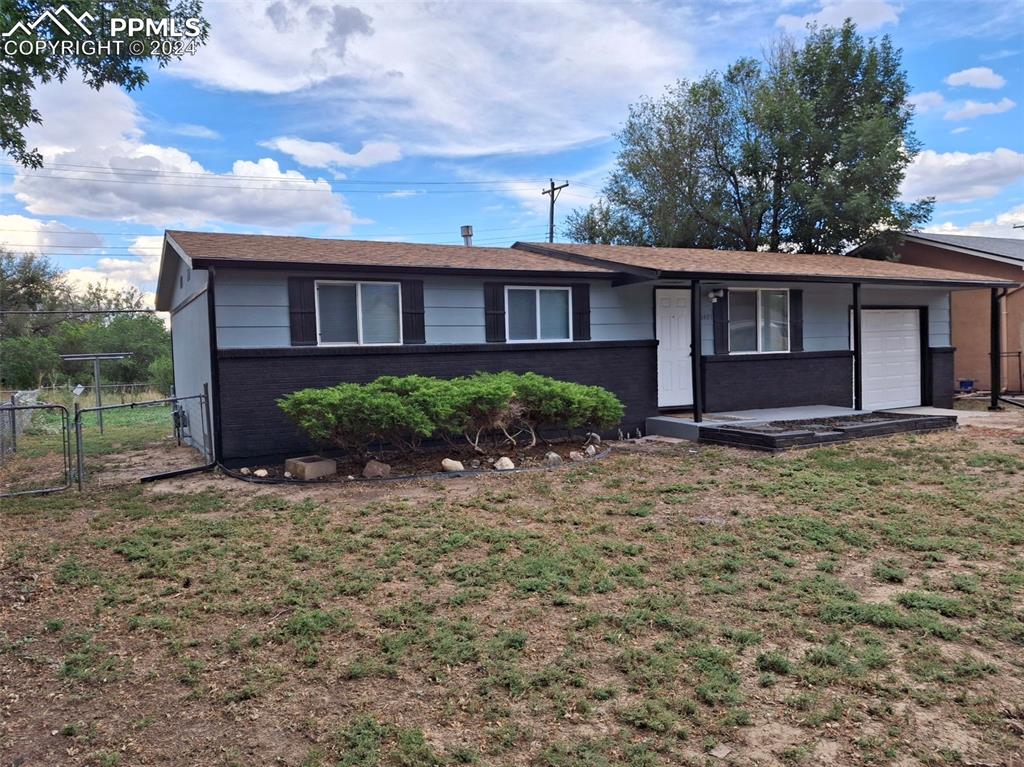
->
[[315, 280, 402, 346], [728, 288, 789, 353], [505, 286, 573, 342]]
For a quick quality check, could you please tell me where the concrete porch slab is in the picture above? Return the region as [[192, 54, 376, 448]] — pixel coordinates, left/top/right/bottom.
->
[[647, 405, 868, 441]]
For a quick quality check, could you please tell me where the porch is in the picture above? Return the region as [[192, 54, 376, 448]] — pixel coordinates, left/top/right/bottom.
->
[[645, 404, 958, 449]]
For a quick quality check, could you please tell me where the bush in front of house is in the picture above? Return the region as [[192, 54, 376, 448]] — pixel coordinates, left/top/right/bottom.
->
[[277, 372, 624, 457]]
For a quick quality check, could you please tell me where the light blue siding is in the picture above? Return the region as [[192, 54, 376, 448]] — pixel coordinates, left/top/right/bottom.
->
[[861, 286, 951, 346], [591, 283, 653, 341], [206, 269, 951, 352], [212, 270, 655, 348], [170, 287, 212, 455], [693, 281, 951, 352], [424, 277, 486, 345]]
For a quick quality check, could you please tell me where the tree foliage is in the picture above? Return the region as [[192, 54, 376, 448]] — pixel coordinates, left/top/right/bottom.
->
[[1, 0, 209, 167], [565, 20, 933, 257], [0, 250, 169, 389]]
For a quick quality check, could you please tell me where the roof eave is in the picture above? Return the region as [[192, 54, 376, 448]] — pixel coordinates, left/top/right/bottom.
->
[[187, 257, 618, 279], [657, 270, 1017, 289], [154, 234, 193, 311], [898, 234, 1024, 268], [512, 242, 659, 280]]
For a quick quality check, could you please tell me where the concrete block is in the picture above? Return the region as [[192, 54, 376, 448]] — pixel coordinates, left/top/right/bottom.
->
[[284, 455, 337, 480]]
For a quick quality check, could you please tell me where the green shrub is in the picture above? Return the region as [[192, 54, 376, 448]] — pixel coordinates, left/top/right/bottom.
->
[[277, 372, 625, 457]]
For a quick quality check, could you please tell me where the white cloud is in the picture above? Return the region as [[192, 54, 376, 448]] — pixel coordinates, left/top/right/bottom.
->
[[261, 136, 401, 170], [944, 97, 1016, 120], [12, 79, 362, 232], [951, 127, 970, 135], [924, 204, 1024, 239], [980, 49, 1019, 62], [776, 0, 901, 33], [0, 214, 103, 252], [909, 91, 945, 112], [168, 123, 221, 140], [902, 148, 1024, 203], [944, 66, 1006, 89], [169, 1, 692, 158]]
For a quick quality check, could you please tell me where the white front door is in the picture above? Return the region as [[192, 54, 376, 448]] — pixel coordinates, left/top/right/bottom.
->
[[860, 309, 922, 410], [656, 289, 693, 407]]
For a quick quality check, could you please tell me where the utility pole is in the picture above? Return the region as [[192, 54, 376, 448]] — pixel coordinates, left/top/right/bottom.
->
[[541, 179, 569, 243]]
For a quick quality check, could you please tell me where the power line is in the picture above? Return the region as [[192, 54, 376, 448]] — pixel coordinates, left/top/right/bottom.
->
[[0, 170, 552, 195], [0, 308, 155, 315], [2, 160, 556, 186], [0, 222, 548, 240]]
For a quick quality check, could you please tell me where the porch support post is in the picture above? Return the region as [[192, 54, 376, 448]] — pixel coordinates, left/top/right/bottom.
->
[[852, 282, 863, 411], [691, 279, 704, 423], [990, 287, 1003, 411]]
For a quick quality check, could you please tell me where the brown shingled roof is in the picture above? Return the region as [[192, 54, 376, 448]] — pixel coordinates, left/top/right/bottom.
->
[[513, 242, 1016, 287], [166, 231, 614, 274]]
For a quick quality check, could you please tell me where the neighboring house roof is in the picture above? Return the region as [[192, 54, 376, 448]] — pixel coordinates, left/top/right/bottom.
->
[[165, 230, 615, 275], [512, 242, 1017, 288], [893, 232, 1024, 266]]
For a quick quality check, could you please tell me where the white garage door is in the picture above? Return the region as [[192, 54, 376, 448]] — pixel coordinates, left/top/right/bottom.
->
[[861, 309, 922, 410]]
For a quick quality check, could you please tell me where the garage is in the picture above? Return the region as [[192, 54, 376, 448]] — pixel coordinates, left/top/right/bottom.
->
[[860, 309, 922, 410]]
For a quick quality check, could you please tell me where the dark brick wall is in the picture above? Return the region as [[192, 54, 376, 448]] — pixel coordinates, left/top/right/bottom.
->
[[216, 340, 658, 460], [701, 350, 854, 412], [928, 347, 955, 408]]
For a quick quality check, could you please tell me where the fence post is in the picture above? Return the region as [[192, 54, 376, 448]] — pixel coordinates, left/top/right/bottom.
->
[[202, 383, 214, 463], [74, 402, 85, 491], [9, 394, 16, 454]]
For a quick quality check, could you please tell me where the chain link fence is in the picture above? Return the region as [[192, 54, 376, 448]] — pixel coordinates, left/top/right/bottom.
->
[[0, 390, 40, 461]]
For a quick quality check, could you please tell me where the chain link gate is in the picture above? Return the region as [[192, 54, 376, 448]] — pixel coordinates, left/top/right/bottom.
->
[[73, 390, 214, 490], [0, 403, 74, 498]]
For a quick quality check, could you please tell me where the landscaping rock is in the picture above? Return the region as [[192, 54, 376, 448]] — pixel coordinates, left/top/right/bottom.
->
[[543, 451, 562, 468], [569, 451, 585, 462], [441, 458, 465, 472], [362, 459, 391, 479], [470, 459, 481, 469], [586, 432, 601, 445], [239, 467, 251, 475], [283, 471, 293, 479], [493, 456, 515, 471], [253, 469, 268, 478], [710, 744, 732, 759], [284, 455, 337, 480], [585, 444, 598, 457]]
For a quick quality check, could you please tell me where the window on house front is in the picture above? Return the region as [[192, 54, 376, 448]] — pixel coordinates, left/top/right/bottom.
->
[[316, 281, 401, 345], [728, 289, 789, 353], [505, 286, 572, 342]]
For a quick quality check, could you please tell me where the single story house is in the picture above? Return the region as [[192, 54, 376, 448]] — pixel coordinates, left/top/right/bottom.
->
[[155, 231, 1016, 463], [855, 233, 1023, 394]]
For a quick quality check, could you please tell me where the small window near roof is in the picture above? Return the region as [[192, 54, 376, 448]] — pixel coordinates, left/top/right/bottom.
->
[[506, 287, 572, 342], [316, 281, 401, 345], [728, 289, 789, 353]]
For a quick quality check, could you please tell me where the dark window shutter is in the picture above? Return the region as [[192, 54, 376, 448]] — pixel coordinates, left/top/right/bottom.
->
[[484, 282, 506, 342], [712, 289, 729, 355], [288, 277, 317, 346], [571, 283, 591, 341], [400, 279, 425, 344], [789, 289, 803, 352]]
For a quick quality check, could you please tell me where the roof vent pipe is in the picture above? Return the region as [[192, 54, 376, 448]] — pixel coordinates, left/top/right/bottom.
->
[[460, 225, 473, 246]]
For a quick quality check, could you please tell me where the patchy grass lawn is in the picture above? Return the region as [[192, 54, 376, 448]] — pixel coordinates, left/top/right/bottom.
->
[[2, 422, 1023, 766]]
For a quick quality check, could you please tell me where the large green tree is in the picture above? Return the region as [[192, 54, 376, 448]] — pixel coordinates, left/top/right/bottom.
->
[[565, 21, 933, 256], [1, 0, 208, 167], [0, 251, 170, 387]]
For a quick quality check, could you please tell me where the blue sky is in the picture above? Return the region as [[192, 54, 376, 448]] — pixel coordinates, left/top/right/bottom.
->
[[1, 0, 1022, 305]]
